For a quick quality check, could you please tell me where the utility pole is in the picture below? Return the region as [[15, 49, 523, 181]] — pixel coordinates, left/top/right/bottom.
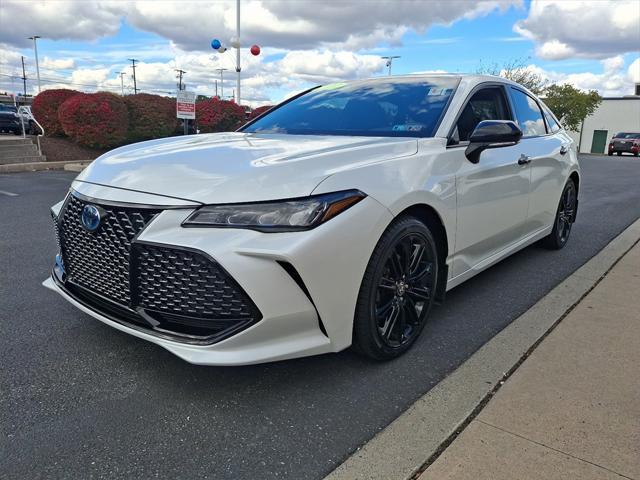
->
[[381, 55, 401, 76], [28, 36, 41, 92], [128, 58, 138, 94], [235, 0, 241, 105], [215, 80, 218, 98], [119, 72, 126, 95], [21, 56, 27, 97], [215, 68, 227, 99], [175, 69, 186, 91]]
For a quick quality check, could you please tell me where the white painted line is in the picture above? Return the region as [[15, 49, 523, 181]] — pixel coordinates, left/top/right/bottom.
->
[[325, 216, 640, 480], [0, 190, 18, 197]]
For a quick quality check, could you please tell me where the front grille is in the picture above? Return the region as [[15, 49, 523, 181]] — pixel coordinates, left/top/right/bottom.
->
[[59, 194, 159, 305], [54, 192, 262, 344], [132, 243, 257, 321]]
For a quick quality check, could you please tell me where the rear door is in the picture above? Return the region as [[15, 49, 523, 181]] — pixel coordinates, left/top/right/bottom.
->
[[508, 87, 569, 234]]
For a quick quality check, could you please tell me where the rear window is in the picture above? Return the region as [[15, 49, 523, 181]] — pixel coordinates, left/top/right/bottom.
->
[[242, 77, 460, 138], [509, 88, 547, 137], [615, 132, 640, 139]]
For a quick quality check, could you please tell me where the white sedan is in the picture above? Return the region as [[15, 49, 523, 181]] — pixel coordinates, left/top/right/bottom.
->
[[45, 74, 579, 365]]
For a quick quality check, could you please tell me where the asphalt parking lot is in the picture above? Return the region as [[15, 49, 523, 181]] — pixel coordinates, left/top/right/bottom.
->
[[1, 154, 639, 480]]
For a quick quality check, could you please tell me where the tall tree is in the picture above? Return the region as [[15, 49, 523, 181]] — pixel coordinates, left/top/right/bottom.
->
[[543, 84, 602, 132]]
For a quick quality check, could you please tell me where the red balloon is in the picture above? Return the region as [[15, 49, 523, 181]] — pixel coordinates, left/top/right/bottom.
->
[[250, 44, 261, 56]]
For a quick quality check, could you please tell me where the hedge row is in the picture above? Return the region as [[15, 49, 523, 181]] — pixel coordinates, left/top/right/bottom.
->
[[32, 89, 262, 149]]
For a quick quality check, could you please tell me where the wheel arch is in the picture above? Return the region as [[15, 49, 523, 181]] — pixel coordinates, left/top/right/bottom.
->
[[394, 203, 450, 303]]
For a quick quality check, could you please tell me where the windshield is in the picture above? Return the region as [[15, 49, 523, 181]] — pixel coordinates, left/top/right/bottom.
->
[[614, 132, 640, 139], [0, 104, 17, 113], [242, 77, 460, 138]]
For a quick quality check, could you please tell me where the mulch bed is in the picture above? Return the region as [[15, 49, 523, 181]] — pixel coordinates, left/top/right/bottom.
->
[[36, 136, 107, 162]]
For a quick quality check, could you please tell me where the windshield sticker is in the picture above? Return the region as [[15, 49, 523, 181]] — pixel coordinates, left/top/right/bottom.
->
[[316, 82, 348, 91]]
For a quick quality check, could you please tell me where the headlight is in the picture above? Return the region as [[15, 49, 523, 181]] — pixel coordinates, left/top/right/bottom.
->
[[182, 190, 366, 232]]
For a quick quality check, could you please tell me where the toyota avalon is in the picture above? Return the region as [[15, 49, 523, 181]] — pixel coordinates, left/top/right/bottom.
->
[[45, 75, 580, 365]]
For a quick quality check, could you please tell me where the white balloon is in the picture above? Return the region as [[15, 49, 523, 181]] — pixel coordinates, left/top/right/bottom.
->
[[218, 46, 227, 53], [230, 36, 240, 48]]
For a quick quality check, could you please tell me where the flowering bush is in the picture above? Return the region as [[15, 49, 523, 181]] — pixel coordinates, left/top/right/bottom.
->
[[58, 92, 129, 148], [196, 98, 246, 133], [32, 88, 80, 136], [125, 93, 177, 143], [248, 105, 274, 120]]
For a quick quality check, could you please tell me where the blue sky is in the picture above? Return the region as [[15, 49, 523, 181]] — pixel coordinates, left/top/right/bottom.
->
[[1, 1, 639, 104]]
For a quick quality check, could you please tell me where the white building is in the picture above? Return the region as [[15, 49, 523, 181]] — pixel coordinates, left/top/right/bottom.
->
[[568, 84, 640, 154]]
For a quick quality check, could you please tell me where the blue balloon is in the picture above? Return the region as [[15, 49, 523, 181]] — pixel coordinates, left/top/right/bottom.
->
[[211, 39, 221, 50]]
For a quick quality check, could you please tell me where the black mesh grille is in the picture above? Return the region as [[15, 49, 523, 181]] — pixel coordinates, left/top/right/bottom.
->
[[132, 243, 257, 321], [59, 194, 160, 305], [54, 193, 262, 343]]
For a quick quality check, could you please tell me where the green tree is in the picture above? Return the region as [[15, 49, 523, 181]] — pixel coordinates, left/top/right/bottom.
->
[[543, 84, 602, 132], [476, 58, 547, 95]]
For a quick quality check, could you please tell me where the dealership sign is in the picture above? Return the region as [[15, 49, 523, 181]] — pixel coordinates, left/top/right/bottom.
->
[[176, 91, 196, 119]]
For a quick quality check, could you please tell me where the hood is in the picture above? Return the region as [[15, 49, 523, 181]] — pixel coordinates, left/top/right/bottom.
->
[[75, 132, 417, 204]]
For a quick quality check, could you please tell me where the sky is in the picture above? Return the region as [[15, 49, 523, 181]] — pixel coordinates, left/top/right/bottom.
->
[[0, 0, 639, 106]]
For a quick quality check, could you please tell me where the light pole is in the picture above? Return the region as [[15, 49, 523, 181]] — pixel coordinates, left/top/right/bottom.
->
[[235, 0, 241, 105], [215, 68, 227, 99], [382, 55, 401, 76], [28, 36, 41, 92]]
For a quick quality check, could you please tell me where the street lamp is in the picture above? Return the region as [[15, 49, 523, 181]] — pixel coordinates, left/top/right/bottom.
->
[[381, 55, 401, 76], [28, 36, 41, 92], [215, 68, 228, 99]]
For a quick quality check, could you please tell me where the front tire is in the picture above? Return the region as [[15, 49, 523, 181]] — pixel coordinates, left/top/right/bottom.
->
[[353, 216, 438, 360], [542, 178, 577, 250]]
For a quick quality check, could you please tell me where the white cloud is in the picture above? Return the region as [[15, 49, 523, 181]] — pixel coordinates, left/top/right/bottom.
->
[[1, 0, 520, 51], [41, 57, 75, 70], [515, 0, 640, 60], [0, 1, 125, 47], [521, 57, 640, 97]]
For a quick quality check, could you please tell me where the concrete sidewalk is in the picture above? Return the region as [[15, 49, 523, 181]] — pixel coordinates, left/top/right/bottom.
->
[[420, 242, 640, 480]]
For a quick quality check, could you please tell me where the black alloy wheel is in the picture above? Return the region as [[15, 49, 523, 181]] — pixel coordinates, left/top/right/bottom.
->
[[353, 216, 438, 360], [542, 178, 577, 250]]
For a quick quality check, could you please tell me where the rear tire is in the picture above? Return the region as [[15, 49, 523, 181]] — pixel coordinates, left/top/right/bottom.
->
[[541, 178, 577, 250], [352, 216, 439, 360], [608, 151, 613, 156]]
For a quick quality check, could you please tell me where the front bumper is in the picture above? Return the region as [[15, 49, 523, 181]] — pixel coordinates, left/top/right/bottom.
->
[[45, 183, 393, 365]]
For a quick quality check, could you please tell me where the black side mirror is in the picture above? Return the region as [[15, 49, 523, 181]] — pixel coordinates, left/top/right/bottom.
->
[[465, 120, 523, 164]]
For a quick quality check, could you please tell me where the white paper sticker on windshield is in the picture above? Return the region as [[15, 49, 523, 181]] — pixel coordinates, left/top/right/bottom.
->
[[427, 87, 444, 96]]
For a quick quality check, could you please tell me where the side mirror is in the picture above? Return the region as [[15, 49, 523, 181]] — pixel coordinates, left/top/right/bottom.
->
[[465, 120, 523, 164]]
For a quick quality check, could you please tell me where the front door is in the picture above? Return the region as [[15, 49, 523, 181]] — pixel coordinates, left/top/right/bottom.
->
[[448, 85, 531, 278]]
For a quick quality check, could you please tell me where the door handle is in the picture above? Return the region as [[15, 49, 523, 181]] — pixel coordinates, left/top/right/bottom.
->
[[517, 154, 531, 165], [560, 145, 569, 155]]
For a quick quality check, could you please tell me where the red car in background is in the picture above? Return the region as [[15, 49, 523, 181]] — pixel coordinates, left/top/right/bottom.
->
[[608, 132, 640, 157]]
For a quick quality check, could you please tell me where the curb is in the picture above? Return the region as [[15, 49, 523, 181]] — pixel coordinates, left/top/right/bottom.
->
[[0, 160, 92, 174], [324, 217, 640, 480]]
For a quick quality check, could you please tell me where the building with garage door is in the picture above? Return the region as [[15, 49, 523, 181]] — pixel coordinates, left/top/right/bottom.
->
[[568, 84, 640, 154]]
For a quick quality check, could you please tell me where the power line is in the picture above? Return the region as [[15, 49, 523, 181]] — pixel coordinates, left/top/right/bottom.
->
[[128, 58, 138, 94]]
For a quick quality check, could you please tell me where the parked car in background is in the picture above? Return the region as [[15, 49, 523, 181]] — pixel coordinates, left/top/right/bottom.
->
[[45, 74, 580, 365], [0, 104, 22, 135], [608, 132, 640, 156]]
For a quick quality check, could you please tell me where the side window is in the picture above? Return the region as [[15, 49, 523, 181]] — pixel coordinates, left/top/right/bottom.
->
[[452, 87, 510, 143], [510, 88, 547, 137]]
